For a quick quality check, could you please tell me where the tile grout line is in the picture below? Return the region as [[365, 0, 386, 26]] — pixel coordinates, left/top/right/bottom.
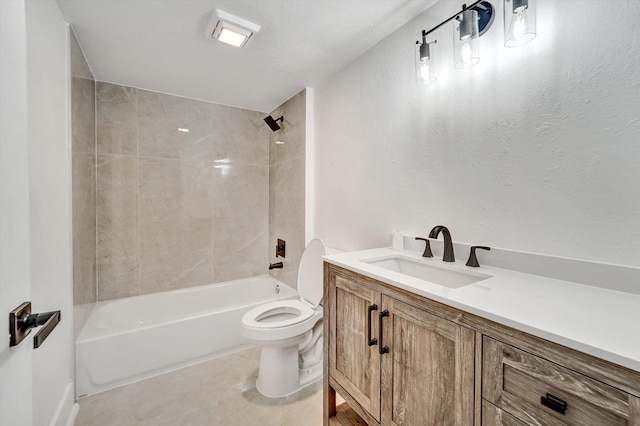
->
[[94, 77, 99, 302], [136, 87, 141, 297]]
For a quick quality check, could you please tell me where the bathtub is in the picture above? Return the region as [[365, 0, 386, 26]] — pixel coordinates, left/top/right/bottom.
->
[[76, 275, 297, 397]]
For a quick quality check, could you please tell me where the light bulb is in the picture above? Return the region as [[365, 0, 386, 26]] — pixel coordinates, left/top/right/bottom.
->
[[513, 14, 526, 42], [419, 62, 431, 84], [461, 43, 472, 66]]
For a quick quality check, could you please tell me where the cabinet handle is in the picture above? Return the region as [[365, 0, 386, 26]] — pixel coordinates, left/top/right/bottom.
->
[[541, 393, 567, 415], [367, 304, 378, 346], [379, 310, 389, 355]]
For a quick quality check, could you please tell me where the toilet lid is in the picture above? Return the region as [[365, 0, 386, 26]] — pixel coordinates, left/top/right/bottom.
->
[[297, 238, 327, 308]]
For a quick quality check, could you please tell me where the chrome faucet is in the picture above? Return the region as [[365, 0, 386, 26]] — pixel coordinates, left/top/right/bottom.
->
[[428, 225, 455, 262]]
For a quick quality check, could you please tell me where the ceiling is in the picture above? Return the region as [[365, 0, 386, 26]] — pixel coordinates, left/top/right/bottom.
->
[[56, 0, 438, 112]]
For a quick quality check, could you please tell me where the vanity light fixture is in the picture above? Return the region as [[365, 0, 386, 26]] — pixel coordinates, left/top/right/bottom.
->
[[504, 0, 536, 47], [415, 1, 495, 83], [206, 9, 261, 48], [453, 8, 481, 68], [415, 38, 437, 84]]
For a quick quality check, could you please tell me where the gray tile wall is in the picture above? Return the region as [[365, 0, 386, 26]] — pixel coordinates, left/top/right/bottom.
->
[[268, 90, 306, 289], [96, 82, 270, 300], [70, 30, 96, 338]]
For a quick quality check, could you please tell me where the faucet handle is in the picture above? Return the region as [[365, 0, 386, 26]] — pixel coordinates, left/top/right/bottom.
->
[[414, 237, 433, 258], [466, 246, 491, 267]]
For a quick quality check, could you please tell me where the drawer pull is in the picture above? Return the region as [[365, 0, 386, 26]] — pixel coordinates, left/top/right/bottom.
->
[[541, 393, 567, 415], [367, 304, 378, 346]]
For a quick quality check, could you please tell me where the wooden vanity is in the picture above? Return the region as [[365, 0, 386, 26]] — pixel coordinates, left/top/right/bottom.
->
[[323, 263, 640, 425]]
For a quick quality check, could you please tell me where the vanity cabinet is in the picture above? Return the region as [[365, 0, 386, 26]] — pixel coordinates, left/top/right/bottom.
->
[[327, 267, 476, 425], [324, 263, 640, 426]]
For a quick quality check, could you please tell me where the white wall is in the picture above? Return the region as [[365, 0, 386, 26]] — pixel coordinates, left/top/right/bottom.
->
[[313, 0, 640, 267], [25, 0, 76, 424]]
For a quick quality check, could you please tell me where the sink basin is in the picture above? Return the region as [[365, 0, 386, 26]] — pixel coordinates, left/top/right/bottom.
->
[[363, 255, 490, 288]]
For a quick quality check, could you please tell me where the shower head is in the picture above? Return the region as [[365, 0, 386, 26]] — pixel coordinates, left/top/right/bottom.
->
[[263, 115, 284, 132]]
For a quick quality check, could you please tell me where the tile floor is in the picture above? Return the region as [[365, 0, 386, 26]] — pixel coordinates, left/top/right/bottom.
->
[[75, 347, 323, 425]]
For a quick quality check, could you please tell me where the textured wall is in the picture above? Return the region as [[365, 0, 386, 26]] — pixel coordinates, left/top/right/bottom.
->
[[314, 0, 640, 267], [70, 29, 96, 338], [269, 90, 306, 289], [96, 82, 269, 300]]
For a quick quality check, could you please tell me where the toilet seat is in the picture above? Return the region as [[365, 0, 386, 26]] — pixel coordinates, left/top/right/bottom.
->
[[243, 299, 315, 329], [242, 302, 323, 342]]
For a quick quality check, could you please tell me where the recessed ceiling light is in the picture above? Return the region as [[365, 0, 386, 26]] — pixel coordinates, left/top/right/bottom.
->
[[216, 26, 249, 47], [206, 9, 261, 49]]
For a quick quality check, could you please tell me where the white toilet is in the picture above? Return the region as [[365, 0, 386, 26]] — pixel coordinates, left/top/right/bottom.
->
[[241, 238, 327, 398]]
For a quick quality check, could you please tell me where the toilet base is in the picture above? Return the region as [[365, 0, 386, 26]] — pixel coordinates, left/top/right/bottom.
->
[[256, 348, 322, 398], [254, 345, 323, 398]]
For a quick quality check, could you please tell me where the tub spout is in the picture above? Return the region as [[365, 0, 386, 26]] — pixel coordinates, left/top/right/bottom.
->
[[269, 262, 283, 270]]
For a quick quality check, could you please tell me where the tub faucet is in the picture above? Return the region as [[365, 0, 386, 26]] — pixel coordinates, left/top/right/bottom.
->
[[428, 225, 455, 262], [269, 262, 283, 270]]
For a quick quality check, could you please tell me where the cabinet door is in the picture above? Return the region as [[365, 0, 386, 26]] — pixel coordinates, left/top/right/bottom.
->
[[329, 273, 382, 422], [380, 295, 475, 426]]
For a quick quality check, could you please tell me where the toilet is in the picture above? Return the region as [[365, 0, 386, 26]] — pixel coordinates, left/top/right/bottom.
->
[[241, 238, 327, 398]]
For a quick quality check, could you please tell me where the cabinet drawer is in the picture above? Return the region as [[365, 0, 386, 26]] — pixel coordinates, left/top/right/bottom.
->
[[483, 337, 640, 425], [482, 400, 527, 426]]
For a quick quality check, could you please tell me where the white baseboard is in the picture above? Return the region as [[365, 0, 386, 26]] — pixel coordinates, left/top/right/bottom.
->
[[65, 404, 79, 426], [49, 382, 77, 426]]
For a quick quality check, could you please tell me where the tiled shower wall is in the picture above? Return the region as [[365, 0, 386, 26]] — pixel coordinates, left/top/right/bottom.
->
[[70, 31, 96, 337], [268, 90, 306, 289], [96, 82, 269, 301]]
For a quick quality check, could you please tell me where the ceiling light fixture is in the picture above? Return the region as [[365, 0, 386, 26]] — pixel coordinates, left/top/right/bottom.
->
[[206, 9, 261, 49]]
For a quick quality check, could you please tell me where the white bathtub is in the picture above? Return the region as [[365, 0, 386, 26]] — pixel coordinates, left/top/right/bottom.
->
[[76, 275, 297, 397]]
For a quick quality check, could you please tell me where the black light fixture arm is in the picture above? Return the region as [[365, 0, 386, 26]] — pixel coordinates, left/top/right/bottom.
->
[[422, 1, 484, 38]]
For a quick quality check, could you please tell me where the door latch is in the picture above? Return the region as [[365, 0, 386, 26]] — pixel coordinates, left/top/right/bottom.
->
[[9, 302, 61, 348]]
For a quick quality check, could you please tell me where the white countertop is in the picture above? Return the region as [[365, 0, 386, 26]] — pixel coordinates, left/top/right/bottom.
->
[[324, 247, 640, 373]]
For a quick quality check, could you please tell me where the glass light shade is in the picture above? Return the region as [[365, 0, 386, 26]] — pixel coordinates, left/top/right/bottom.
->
[[504, 0, 536, 47], [415, 41, 437, 85], [453, 9, 480, 69]]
